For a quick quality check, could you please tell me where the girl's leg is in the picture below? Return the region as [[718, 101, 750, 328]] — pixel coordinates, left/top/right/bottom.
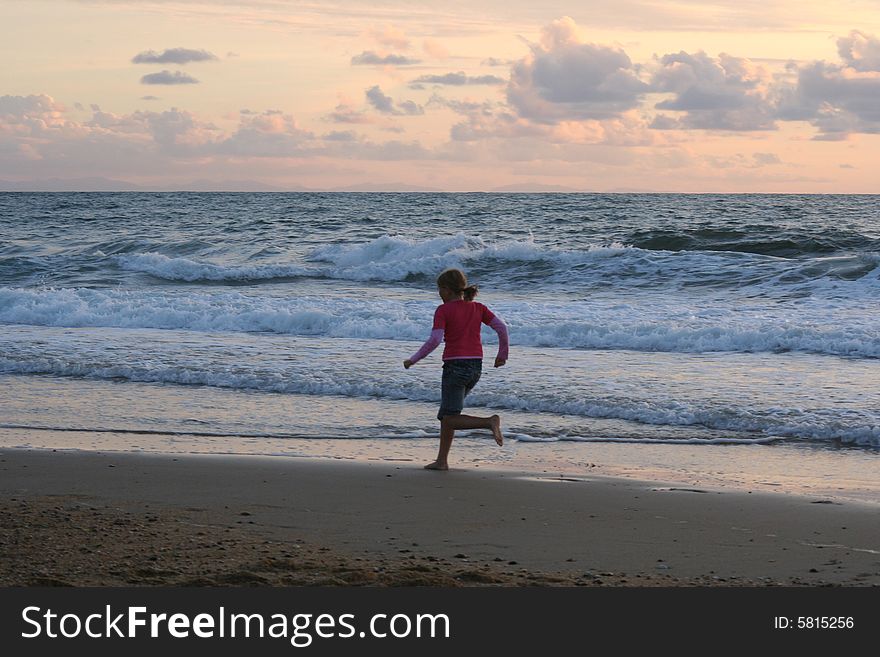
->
[[425, 414, 503, 470], [424, 420, 457, 470], [442, 414, 503, 444]]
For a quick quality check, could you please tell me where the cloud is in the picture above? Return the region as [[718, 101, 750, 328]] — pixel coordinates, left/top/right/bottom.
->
[[0, 96, 320, 165], [703, 152, 785, 169], [507, 17, 649, 122], [449, 111, 526, 142], [365, 86, 424, 115], [444, 94, 655, 148], [141, 95, 160, 101], [0, 97, 224, 179], [0, 93, 452, 184], [481, 58, 510, 67], [409, 72, 506, 88], [776, 45, 880, 139], [650, 51, 776, 130], [365, 86, 395, 113], [396, 100, 423, 116], [0, 94, 69, 135], [753, 152, 781, 166], [350, 51, 420, 66], [837, 30, 880, 72], [646, 30, 880, 138], [132, 48, 218, 65], [213, 110, 314, 157], [422, 39, 449, 59], [85, 107, 220, 154], [322, 130, 359, 142], [140, 70, 200, 85], [648, 114, 678, 130], [343, 139, 431, 161], [428, 96, 501, 115], [368, 26, 410, 50], [0, 94, 62, 117], [325, 102, 374, 124]]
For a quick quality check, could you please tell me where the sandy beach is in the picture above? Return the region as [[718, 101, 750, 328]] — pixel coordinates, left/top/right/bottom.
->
[[2, 447, 878, 587]]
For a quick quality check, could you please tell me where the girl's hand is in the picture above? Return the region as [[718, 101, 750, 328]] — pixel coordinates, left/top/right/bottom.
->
[[494, 357, 506, 368], [403, 359, 414, 369]]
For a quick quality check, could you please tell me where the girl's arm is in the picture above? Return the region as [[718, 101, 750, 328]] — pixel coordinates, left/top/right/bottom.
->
[[488, 316, 509, 364], [405, 328, 444, 367]]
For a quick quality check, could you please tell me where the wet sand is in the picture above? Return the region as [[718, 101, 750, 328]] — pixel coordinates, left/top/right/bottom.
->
[[1, 448, 878, 586]]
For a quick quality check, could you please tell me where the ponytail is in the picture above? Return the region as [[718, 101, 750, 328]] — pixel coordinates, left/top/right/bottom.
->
[[437, 268, 479, 300]]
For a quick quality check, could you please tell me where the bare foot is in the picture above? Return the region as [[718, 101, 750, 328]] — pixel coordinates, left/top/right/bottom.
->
[[424, 461, 449, 471], [490, 414, 503, 446]]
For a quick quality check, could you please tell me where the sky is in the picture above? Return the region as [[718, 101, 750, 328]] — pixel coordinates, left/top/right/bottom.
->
[[2, 0, 880, 191]]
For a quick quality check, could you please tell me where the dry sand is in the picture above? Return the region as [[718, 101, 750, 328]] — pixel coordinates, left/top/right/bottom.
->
[[1, 448, 878, 587]]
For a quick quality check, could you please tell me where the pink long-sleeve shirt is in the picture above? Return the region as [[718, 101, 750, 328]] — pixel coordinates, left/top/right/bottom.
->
[[409, 300, 509, 364]]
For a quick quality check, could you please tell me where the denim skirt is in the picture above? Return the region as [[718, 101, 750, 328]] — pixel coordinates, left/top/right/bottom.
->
[[437, 359, 482, 421]]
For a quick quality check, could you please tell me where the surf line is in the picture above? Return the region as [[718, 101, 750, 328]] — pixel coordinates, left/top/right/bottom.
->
[[0, 423, 310, 441]]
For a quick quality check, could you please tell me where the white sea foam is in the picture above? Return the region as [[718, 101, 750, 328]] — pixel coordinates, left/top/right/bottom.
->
[[307, 234, 633, 280], [1, 286, 878, 358], [0, 422, 775, 446], [118, 252, 310, 281], [0, 288, 419, 339], [513, 433, 781, 445], [1, 354, 877, 447], [113, 235, 880, 300]]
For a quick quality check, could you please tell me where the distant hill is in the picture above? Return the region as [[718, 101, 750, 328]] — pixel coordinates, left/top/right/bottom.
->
[[173, 179, 311, 192], [0, 177, 149, 191], [0, 178, 616, 193], [0, 178, 455, 192], [0, 178, 314, 192], [330, 182, 443, 192], [489, 183, 586, 192]]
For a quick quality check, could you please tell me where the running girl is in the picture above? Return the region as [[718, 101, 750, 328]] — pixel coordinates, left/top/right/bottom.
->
[[403, 268, 509, 470]]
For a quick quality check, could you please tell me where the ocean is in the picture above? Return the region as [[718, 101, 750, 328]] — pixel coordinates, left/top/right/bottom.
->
[[1, 192, 878, 500]]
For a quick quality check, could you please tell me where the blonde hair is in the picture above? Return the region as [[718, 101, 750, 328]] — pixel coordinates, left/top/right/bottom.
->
[[437, 268, 478, 301]]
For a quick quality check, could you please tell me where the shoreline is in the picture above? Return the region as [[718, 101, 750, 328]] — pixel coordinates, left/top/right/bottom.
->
[[3, 423, 879, 506], [2, 447, 878, 587]]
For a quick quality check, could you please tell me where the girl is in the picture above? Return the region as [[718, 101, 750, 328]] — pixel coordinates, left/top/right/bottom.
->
[[403, 268, 509, 470]]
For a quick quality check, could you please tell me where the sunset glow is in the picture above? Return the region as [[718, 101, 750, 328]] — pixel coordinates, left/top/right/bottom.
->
[[2, 0, 880, 191]]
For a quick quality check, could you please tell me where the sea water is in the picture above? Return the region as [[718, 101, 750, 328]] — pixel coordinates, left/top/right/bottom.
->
[[1, 193, 878, 500]]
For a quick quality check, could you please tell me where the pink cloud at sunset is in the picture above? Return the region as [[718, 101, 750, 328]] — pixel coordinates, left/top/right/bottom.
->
[[1, 1, 879, 191]]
